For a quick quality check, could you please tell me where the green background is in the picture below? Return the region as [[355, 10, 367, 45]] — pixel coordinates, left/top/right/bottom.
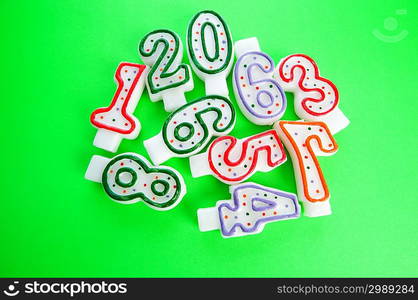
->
[[1, 0, 417, 277]]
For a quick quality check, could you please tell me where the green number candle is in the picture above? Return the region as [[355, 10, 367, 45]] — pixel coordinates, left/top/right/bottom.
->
[[187, 10, 234, 97], [85, 153, 186, 211], [143, 95, 236, 165], [139, 29, 193, 112]]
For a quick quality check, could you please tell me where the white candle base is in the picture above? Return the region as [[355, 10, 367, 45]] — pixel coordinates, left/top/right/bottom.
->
[[314, 107, 350, 135], [161, 89, 187, 112], [143, 133, 172, 165], [303, 200, 332, 217], [205, 75, 229, 97], [234, 37, 260, 57], [93, 129, 123, 153], [84, 155, 110, 183], [189, 152, 211, 177], [197, 207, 221, 232]]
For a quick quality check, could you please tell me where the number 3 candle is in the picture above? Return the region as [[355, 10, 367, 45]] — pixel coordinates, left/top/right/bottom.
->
[[233, 37, 287, 125], [187, 10, 234, 97], [90, 62, 148, 152], [275, 121, 338, 217], [274, 54, 349, 134], [139, 29, 193, 112]]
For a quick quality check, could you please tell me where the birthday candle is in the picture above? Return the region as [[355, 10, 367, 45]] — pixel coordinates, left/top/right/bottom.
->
[[187, 10, 233, 97], [139, 29, 193, 112], [144, 95, 236, 165], [85, 152, 186, 211], [90, 62, 148, 152], [274, 121, 338, 217], [189, 129, 286, 184], [197, 182, 300, 238], [232, 38, 287, 125], [274, 54, 349, 134]]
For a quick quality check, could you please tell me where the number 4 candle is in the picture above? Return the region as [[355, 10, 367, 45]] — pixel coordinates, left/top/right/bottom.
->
[[90, 62, 148, 153], [189, 129, 287, 184], [275, 121, 338, 217], [197, 182, 300, 238], [139, 29, 193, 112], [187, 10, 234, 97], [274, 54, 349, 134]]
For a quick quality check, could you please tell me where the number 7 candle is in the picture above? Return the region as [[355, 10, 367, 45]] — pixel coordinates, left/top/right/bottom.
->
[[139, 29, 193, 112], [274, 121, 338, 217], [90, 62, 148, 152], [274, 54, 349, 134], [187, 10, 234, 97]]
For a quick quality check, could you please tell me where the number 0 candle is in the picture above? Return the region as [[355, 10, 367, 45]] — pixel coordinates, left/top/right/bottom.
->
[[139, 29, 193, 112], [187, 10, 234, 97]]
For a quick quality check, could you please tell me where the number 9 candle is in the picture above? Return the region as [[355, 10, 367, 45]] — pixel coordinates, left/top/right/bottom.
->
[[139, 29, 193, 112], [187, 10, 234, 97]]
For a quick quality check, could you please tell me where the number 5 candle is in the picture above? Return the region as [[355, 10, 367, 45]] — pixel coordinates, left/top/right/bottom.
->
[[90, 62, 148, 153], [187, 10, 234, 97], [233, 37, 287, 125], [139, 29, 193, 112], [274, 54, 349, 134], [275, 121, 338, 217]]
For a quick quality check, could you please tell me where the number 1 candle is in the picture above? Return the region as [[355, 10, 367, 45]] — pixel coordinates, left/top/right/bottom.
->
[[274, 54, 349, 134], [187, 10, 233, 97], [90, 62, 148, 152], [139, 29, 193, 112], [275, 121, 338, 217]]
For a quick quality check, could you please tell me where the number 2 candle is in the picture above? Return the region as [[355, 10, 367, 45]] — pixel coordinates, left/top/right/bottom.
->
[[274, 54, 349, 134], [139, 29, 193, 112], [187, 10, 234, 97]]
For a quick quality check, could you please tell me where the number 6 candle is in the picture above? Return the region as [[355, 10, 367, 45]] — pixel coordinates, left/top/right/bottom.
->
[[274, 54, 350, 134], [187, 10, 234, 97], [233, 37, 287, 125], [90, 62, 148, 152], [275, 121, 338, 217], [139, 29, 193, 112]]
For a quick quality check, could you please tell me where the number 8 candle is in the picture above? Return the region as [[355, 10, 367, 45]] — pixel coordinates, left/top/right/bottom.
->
[[187, 10, 234, 97], [139, 29, 193, 112]]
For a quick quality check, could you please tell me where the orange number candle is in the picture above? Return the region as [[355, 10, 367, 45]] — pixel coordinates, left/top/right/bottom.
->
[[275, 121, 338, 217]]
